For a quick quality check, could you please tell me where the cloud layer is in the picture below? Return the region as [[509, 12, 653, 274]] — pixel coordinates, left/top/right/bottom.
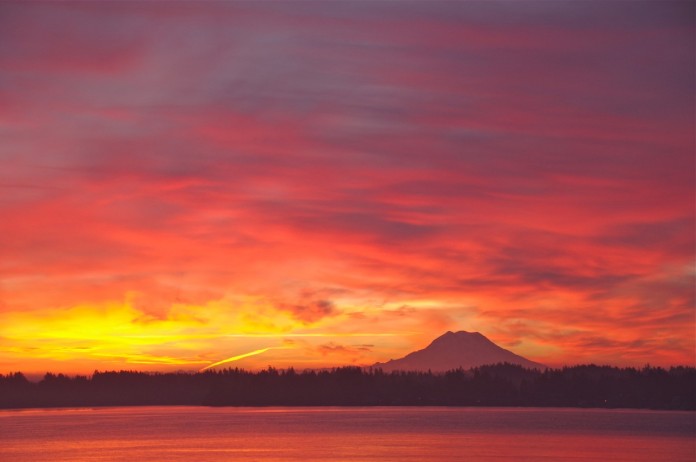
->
[[0, 1, 693, 372]]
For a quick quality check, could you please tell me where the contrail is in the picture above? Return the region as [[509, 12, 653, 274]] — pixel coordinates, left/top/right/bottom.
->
[[200, 347, 277, 371]]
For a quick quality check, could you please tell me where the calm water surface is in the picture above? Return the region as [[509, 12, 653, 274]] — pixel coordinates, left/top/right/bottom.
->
[[1, 406, 694, 461]]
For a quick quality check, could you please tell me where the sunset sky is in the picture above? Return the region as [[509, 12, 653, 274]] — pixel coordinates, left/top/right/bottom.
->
[[1, 1, 694, 374]]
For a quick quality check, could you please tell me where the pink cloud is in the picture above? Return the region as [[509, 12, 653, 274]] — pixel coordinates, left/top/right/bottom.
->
[[0, 1, 693, 371]]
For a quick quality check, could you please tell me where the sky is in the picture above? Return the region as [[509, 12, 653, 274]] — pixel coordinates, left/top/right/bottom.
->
[[0, 1, 694, 374]]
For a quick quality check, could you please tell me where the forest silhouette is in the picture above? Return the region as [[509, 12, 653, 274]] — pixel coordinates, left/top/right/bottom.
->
[[1, 363, 693, 410]]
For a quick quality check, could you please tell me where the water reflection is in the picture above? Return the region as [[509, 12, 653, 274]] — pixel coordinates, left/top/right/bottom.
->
[[1, 407, 694, 461]]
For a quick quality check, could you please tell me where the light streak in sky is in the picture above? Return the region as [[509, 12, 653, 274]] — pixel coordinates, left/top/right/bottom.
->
[[200, 347, 280, 371]]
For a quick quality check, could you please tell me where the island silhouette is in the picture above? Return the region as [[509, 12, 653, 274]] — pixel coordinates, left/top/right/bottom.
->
[[1, 332, 693, 410]]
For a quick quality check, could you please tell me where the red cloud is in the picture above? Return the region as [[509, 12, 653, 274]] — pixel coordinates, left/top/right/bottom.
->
[[0, 1, 693, 372]]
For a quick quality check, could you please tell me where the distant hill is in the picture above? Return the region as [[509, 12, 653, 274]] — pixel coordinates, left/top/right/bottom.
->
[[372, 331, 546, 372]]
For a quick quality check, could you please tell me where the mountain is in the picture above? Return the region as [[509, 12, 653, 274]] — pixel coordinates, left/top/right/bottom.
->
[[372, 331, 545, 372]]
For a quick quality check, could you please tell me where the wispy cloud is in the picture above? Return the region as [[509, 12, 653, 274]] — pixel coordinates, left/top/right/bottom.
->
[[0, 1, 693, 371]]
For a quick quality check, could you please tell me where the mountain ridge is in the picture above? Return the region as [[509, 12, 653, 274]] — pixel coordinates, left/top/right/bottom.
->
[[372, 330, 546, 372]]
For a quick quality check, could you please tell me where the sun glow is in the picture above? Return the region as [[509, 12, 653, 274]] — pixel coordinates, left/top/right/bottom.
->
[[0, 297, 301, 372], [0, 295, 432, 373]]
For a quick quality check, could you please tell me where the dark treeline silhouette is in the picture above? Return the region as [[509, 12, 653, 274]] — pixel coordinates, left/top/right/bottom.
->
[[1, 363, 694, 410]]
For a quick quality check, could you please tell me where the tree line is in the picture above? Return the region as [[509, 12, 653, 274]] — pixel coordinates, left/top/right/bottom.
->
[[0, 363, 693, 410]]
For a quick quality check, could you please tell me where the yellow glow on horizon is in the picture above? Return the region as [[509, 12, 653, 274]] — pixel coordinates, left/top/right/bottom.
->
[[0, 297, 302, 371], [0, 294, 424, 373], [92, 352, 210, 366], [223, 333, 402, 338]]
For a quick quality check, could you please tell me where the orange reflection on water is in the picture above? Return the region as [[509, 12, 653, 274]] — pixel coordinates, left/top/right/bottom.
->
[[0, 407, 693, 462]]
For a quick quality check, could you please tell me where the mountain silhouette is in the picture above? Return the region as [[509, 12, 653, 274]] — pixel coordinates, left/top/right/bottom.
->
[[373, 331, 545, 372]]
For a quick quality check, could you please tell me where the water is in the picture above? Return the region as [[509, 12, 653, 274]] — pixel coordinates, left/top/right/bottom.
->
[[1, 407, 693, 461]]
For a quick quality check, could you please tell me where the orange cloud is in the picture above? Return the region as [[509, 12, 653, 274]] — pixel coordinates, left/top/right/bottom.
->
[[0, 1, 693, 373]]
